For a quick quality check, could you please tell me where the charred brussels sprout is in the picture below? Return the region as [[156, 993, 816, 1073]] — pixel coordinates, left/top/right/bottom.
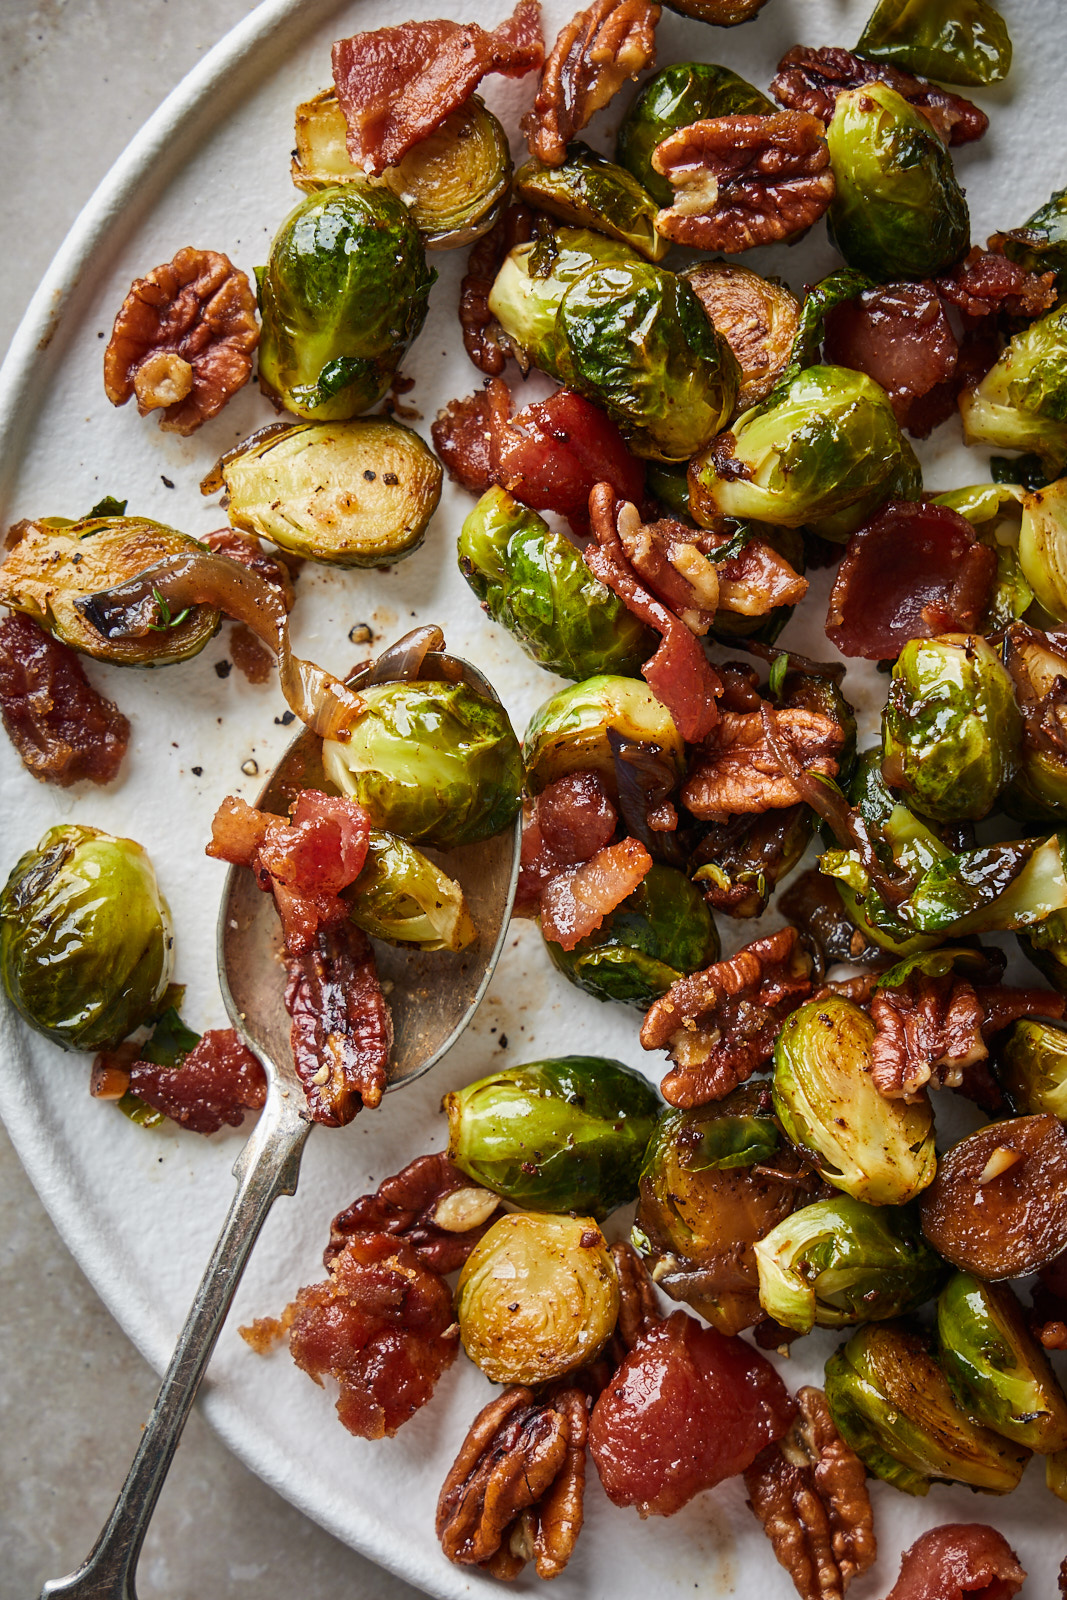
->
[[857, 0, 1012, 87], [689, 367, 914, 536], [681, 263, 800, 412], [212, 420, 441, 567], [488, 225, 642, 376], [998, 186, 1067, 298], [0, 517, 219, 666], [998, 1017, 1067, 1118], [1019, 478, 1067, 622], [826, 84, 969, 280], [458, 488, 654, 680], [0, 825, 172, 1052], [615, 63, 773, 208], [773, 996, 936, 1205], [960, 304, 1067, 471], [257, 185, 434, 421], [546, 863, 719, 1006], [1001, 625, 1067, 822], [514, 146, 667, 264], [824, 1323, 1031, 1495], [755, 1196, 944, 1335], [937, 1273, 1067, 1452], [882, 634, 1021, 823], [345, 831, 474, 951], [445, 1055, 660, 1218], [456, 1212, 619, 1384], [523, 675, 684, 797], [323, 680, 521, 849]]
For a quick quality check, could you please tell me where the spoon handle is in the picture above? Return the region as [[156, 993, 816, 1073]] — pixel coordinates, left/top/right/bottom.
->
[[40, 1089, 311, 1600]]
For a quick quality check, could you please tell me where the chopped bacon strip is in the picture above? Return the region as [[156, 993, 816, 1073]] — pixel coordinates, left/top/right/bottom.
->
[[524, 0, 659, 167], [127, 1030, 267, 1135], [201, 526, 295, 610], [285, 922, 391, 1124], [516, 771, 617, 915], [826, 502, 998, 661], [540, 836, 652, 950], [432, 390, 496, 497], [641, 927, 813, 1106], [332, 0, 543, 176], [326, 1153, 502, 1276], [0, 611, 129, 787], [823, 282, 959, 436], [884, 1523, 1025, 1600], [938, 247, 1057, 321], [771, 45, 988, 147], [681, 708, 844, 820]]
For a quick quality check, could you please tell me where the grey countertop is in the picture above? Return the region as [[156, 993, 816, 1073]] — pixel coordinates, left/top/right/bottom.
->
[[0, 4, 423, 1595]]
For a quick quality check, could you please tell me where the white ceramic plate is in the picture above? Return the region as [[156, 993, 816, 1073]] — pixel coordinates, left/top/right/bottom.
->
[[0, 0, 1063, 1593]]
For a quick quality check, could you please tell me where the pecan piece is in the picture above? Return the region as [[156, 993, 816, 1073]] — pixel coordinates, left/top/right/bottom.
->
[[325, 1151, 501, 1275], [745, 1386, 875, 1600], [458, 204, 535, 375], [437, 1385, 589, 1579], [103, 247, 258, 434], [652, 113, 833, 254], [524, 0, 660, 167], [682, 707, 844, 821], [770, 45, 988, 148], [641, 927, 813, 1106], [611, 1238, 661, 1352]]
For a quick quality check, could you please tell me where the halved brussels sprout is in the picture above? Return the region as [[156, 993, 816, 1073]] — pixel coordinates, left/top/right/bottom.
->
[[1019, 477, 1067, 622], [458, 488, 654, 681], [681, 263, 800, 411], [545, 863, 719, 1007], [456, 1212, 619, 1384], [292, 91, 510, 249], [773, 996, 937, 1205], [882, 634, 1021, 823], [960, 304, 1067, 471], [257, 184, 434, 421], [211, 420, 441, 567], [523, 675, 684, 797], [1001, 624, 1067, 822], [856, 0, 1012, 87], [937, 1272, 1067, 1452], [688, 367, 914, 536], [692, 802, 816, 921], [0, 517, 219, 666], [0, 824, 173, 1052], [824, 1322, 1031, 1496], [755, 1196, 944, 1335], [998, 1017, 1067, 1118], [615, 63, 773, 208], [826, 84, 970, 280], [345, 830, 474, 951], [488, 225, 643, 377], [323, 679, 521, 849], [1021, 909, 1067, 994], [515, 145, 667, 264], [998, 186, 1067, 297], [445, 1055, 661, 1218]]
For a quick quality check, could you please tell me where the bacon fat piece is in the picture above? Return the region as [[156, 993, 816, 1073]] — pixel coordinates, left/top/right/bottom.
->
[[539, 835, 653, 950], [884, 1523, 1025, 1600], [332, 0, 543, 176], [823, 282, 958, 437], [127, 1031, 267, 1135], [0, 612, 130, 787]]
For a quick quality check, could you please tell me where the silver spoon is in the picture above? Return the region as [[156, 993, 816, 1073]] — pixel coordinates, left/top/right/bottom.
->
[[40, 643, 521, 1600]]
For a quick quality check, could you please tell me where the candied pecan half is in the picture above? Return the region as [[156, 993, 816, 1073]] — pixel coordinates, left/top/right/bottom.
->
[[745, 1386, 875, 1600], [770, 45, 988, 148], [641, 927, 813, 1106], [458, 204, 536, 376], [682, 707, 844, 821], [0, 611, 129, 786], [611, 1238, 661, 1353], [103, 247, 258, 435], [653, 113, 833, 254], [437, 1385, 589, 1580], [325, 1152, 501, 1275], [284, 922, 391, 1124], [524, 0, 659, 167]]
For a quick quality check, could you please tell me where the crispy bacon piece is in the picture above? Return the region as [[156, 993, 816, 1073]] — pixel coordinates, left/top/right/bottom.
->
[[770, 45, 988, 147], [458, 203, 536, 376], [516, 771, 617, 915], [201, 527, 296, 611], [588, 1310, 796, 1516], [641, 927, 813, 1107], [884, 1524, 1025, 1600], [826, 502, 998, 661], [524, 0, 659, 166], [681, 708, 844, 820], [938, 247, 1057, 321], [127, 1030, 267, 1135], [0, 612, 129, 787], [540, 836, 653, 950], [325, 1153, 502, 1276], [285, 923, 391, 1124], [287, 1231, 457, 1438], [332, 0, 543, 176], [823, 283, 958, 436], [432, 390, 496, 496], [228, 622, 273, 684]]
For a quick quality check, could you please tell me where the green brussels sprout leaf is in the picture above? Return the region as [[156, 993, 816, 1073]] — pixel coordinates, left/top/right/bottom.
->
[[856, 0, 1012, 86]]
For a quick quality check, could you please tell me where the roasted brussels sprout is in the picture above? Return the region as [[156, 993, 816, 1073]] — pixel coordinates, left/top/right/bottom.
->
[[323, 679, 521, 849], [960, 304, 1067, 471], [514, 146, 667, 264], [882, 634, 1021, 823], [1021, 909, 1067, 994], [856, 0, 1013, 87], [681, 263, 800, 411], [523, 675, 684, 798], [1001, 624, 1067, 822], [930, 482, 1032, 632], [458, 488, 654, 681], [998, 186, 1067, 297], [755, 1196, 944, 1335], [445, 1055, 661, 1218], [825, 84, 970, 280], [615, 63, 773, 208], [0, 516, 219, 666], [1019, 477, 1067, 622], [545, 863, 719, 1006], [345, 831, 474, 951], [937, 1273, 1067, 1452], [456, 1212, 619, 1384], [211, 420, 441, 567], [773, 996, 936, 1206], [688, 367, 915, 536], [824, 1323, 1031, 1496], [257, 184, 434, 421], [291, 91, 510, 249], [691, 802, 816, 921], [487, 225, 641, 377], [0, 824, 172, 1052], [998, 1017, 1067, 1117]]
